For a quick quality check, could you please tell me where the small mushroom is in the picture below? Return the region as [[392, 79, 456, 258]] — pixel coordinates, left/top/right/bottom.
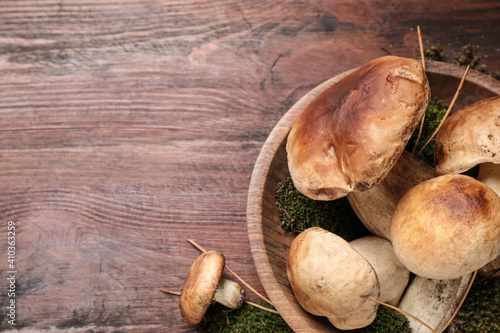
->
[[391, 173, 500, 280], [287, 227, 380, 330], [179, 250, 245, 324], [286, 55, 430, 201]]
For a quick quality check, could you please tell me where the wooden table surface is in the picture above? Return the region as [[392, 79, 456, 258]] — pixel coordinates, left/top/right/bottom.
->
[[1, 1, 499, 332]]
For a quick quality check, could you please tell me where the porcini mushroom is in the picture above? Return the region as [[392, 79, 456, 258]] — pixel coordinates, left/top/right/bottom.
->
[[287, 227, 380, 330], [435, 96, 500, 189], [390, 174, 500, 280], [179, 250, 245, 324], [434, 96, 500, 277], [286, 55, 430, 201]]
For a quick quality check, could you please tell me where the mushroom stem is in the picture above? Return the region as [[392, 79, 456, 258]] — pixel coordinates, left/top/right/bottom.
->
[[213, 277, 245, 310], [185, 237, 274, 307], [398, 273, 475, 333], [438, 271, 478, 333], [348, 151, 434, 240], [433, 277, 462, 330], [477, 162, 500, 195], [360, 296, 438, 333]]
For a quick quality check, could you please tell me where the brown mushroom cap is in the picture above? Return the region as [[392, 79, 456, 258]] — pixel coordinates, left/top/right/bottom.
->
[[435, 96, 500, 176], [287, 227, 380, 330], [179, 250, 225, 324], [391, 174, 500, 280], [287, 55, 430, 200]]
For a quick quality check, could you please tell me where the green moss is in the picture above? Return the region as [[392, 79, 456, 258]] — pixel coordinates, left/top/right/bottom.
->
[[453, 44, 488, 73], [363, 306, 412, 333], [198, 299, 414, 333], [406, 97, 448, 166], [275, 177, 369, 241], [199, 301, 293, 333], [418, 43, 445, 62], [448, 278, 500, 332], [491, 71, 500, 81]]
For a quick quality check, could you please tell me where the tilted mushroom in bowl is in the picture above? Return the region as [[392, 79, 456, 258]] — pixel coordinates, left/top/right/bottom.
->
[[434, 96, 500, 277], [287, 55, 430, 201], [287, 228, 410, 330], [286, 227, 381, 330], [390, 173, 500, 280]]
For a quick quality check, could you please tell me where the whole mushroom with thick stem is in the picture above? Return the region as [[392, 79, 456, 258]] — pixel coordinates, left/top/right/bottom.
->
[[287, 227, 380, 330], [434, 95, 500, 277], [179, 250, 245, 324], [287, 227, 410, 330], [391, 173, 500, 280]]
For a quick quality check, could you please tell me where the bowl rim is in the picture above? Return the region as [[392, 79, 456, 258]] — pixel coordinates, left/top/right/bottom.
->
[[246, 59, 500, 332]]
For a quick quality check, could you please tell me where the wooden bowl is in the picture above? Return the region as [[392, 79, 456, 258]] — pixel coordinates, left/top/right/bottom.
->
[[246, 60, 500, 332]]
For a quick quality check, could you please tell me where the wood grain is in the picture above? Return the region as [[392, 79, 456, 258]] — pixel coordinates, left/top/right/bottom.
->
[[0, 0, 499, 332]]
